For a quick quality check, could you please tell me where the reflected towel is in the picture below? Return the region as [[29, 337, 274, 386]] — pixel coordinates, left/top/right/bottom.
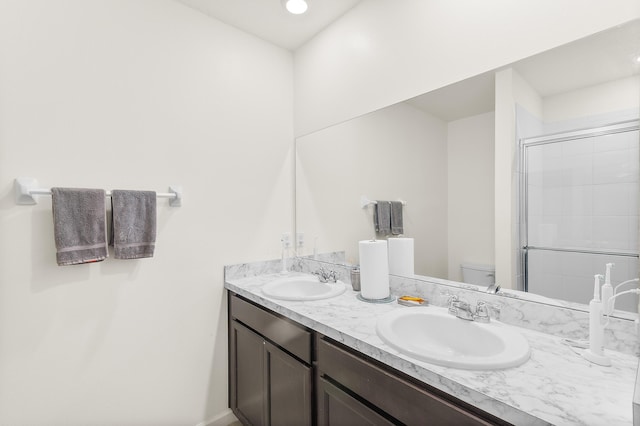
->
[[390, 201, 404, 235], [51, 188, 108, 266], [111, 190, 156, 259], [374, 201, 391, 235]]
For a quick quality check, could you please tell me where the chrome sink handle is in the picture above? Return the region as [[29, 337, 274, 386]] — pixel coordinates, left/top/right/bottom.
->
[[313, 266, 338, 283], [451, 300, 475, 321], [440, 292, 459, 315], [475, 301, 501, 323], [312, 267, 327, 282], [440, 291, 458, 302]]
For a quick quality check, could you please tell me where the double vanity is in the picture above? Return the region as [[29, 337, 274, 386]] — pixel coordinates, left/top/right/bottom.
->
[[225, 258, 639, 425]]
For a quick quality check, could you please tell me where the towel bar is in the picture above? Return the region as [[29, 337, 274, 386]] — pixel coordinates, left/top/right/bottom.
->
[[360, 195, 406, 209], [14, 177, 182, 207]]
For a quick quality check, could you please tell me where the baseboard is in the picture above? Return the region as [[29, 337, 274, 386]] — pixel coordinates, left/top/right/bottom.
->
[[196, 408, 239, 426]]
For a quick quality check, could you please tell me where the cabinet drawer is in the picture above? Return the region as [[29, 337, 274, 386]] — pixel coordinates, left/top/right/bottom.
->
[[317, 337, 502, 426], [230, 294, 312, 363], [318, 377, 395, 426]]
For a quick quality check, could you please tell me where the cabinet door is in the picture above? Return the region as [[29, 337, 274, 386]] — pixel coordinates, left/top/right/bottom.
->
[[265, 341, 312, 426], [230, 321, 266, 425], [317, 377, 395, 426]]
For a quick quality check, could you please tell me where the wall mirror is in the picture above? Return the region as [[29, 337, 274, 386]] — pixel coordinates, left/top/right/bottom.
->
[[295, 19, 640, 317]]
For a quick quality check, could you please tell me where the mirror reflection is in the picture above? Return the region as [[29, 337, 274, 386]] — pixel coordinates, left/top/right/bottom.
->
[[295, 19, 640, 315]]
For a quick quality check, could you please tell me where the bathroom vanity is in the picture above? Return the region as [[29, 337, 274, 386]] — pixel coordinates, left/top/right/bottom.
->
[[229, 291, 503, 425], [225, 263, 639, 425]]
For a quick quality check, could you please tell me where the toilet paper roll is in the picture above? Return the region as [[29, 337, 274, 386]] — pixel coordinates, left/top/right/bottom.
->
[[359, 240, 390, 300], [388, 237, 414, 276]]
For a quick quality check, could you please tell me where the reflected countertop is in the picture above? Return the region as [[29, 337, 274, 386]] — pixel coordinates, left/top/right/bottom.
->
[[225, 271, 638, 426]]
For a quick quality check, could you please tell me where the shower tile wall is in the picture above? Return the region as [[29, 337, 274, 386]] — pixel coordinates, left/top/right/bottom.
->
[[527, 130, 639, 311]]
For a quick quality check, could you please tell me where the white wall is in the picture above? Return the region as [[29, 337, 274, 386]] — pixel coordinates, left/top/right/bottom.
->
[[0, 1, 293, 425], [294, 0, 640, 137], [494, 68, 544, 288], [447, 112, 495, 282], [544, 76, 640, 124], [296, 102, 448, 277]]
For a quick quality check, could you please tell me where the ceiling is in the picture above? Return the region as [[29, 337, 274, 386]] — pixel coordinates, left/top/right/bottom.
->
[[408, 20, 640, 122], [174, 0, 363, 51]]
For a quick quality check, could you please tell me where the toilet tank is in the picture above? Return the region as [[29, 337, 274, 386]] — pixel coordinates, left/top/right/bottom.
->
[[460, 263, 495, 286]]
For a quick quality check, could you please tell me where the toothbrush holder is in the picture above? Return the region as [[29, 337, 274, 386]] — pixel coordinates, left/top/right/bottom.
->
[[350, 268, 361, 291]]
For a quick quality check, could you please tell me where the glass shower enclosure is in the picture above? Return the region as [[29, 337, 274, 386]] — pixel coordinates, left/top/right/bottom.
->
[[520, 120, 640, 312]]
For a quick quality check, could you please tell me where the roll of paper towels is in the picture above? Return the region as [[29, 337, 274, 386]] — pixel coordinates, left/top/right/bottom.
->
[[388, 237, 414, 276], [359, 240, 390, 299]]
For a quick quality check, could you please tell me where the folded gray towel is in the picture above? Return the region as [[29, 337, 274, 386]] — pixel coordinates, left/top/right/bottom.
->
[[51, 188, 108, 266], [374, 201, 391, 235], [111, 190, 156, 259], [390, 201, 404, 235]]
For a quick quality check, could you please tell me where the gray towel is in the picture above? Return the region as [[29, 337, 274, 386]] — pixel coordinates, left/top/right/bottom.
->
[[390, 201, 404, 235], [51, 188, 108, 266], [111, 190, 156, 259], [374, 201, 391, 235]]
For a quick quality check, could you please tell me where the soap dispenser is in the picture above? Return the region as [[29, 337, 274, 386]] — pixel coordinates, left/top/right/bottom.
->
[[602, 263, 614, 315], [582, 274, 611, 366]]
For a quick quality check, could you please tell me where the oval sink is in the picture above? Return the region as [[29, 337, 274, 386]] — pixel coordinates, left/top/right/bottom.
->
[[262, 275, 347, 301], [376, 307, 530, 370]]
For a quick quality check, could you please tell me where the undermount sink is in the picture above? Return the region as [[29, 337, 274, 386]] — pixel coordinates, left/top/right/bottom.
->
[[262, 275, 347, 301], [376, 307, 530, 370]]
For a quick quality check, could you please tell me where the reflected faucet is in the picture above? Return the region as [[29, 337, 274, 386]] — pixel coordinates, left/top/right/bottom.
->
[[486, 283, 501, 294]]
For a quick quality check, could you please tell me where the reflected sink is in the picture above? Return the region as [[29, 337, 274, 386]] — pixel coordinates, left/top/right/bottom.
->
[[376, 307, 530, 370], [262, 275, 347, 301]]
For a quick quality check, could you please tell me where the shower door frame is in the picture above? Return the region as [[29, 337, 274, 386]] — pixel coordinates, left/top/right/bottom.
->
[[519, 119, 640, 294]]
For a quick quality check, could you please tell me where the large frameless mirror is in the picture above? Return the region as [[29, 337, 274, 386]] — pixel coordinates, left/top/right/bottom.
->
[[295, 19, 640, 317]]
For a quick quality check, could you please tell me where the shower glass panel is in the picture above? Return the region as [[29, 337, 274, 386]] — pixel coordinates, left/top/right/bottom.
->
[[521, 121, 640, 313]]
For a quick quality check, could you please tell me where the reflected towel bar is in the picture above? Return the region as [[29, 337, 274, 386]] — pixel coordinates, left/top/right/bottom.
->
[[14, 177, 182, 207], [360, 195, 406, 209]]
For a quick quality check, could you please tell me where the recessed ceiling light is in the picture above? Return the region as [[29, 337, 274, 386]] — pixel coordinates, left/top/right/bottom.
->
[[283, 0, 308, 15]]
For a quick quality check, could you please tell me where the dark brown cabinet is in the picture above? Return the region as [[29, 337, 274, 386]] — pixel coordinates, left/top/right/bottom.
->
[[229, 294, 312, 426], [316, 336, 507, 426]]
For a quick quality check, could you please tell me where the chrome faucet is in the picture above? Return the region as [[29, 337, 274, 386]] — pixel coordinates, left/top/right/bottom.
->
[[313, 266, 338, 283], [444, 294, 500, 322], [449, 297, 475, 321]]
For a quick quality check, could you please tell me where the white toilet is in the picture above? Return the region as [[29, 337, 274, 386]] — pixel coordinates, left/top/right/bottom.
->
[[460, 263, 495, 286]]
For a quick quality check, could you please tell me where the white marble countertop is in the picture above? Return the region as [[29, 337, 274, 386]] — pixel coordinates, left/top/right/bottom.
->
[[225, 272, 639, 426]]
